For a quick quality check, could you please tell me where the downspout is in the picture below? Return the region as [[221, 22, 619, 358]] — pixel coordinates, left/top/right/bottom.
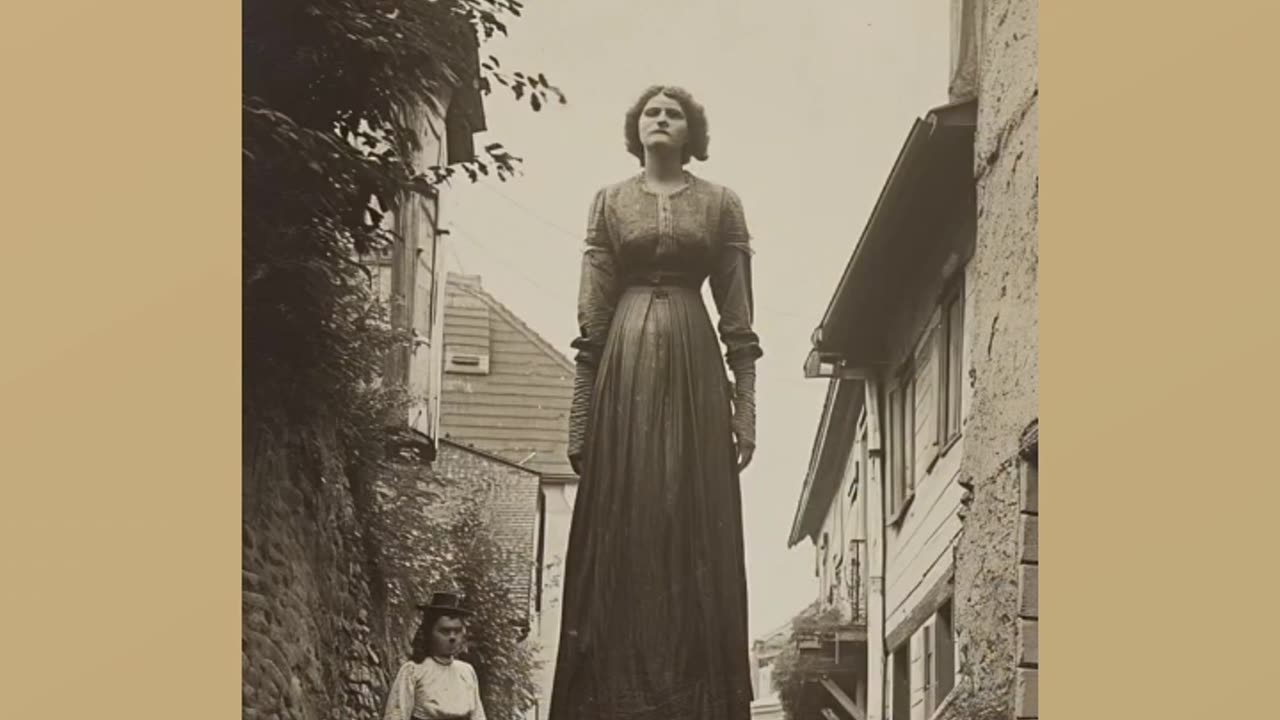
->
[[863, 378, 886, 720], [429, 219, 449, 452], [426, 95, 450, 452]]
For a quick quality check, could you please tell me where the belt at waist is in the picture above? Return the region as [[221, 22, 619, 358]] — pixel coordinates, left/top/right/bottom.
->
[[622, 271, 703, 289]]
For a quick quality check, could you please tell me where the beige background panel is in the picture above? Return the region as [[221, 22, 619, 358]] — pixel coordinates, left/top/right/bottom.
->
[[2, 1, 1279, 719]]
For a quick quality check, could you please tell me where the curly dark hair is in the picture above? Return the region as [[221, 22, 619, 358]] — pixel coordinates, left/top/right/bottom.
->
[[624, 85, 710, 166], [408, 608, 468, 663]]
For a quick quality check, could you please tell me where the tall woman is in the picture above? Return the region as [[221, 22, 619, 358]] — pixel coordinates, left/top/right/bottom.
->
[[550, 85, 761, 720]]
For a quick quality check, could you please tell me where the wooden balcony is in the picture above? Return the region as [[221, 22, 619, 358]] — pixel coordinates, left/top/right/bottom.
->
[[794, 624, 866, 679]]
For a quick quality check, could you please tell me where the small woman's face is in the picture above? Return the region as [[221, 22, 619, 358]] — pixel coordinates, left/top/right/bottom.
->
[[638, 92, 688, 153], [430, 615, 466, 657]]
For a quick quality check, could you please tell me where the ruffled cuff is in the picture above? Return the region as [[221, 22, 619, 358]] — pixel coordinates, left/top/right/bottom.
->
[[567, 339, 599, 473], [729, 361, 757, 450]]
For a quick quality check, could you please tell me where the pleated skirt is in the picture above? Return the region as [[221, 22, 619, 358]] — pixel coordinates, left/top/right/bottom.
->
[[549, 284, 753, 720]]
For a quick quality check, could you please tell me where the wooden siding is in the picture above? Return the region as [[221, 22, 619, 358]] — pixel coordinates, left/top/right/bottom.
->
[[817, 418, 869, 622], [883, 267, 976, 642], [1016, 457, 1039, 718], [439, 276, 576, 477], [884, 445, 963, 636], [1016, 669, 1038, 719]]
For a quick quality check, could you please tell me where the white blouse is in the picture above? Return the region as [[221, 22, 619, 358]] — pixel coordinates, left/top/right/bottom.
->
[[382, 658, 487, 720]]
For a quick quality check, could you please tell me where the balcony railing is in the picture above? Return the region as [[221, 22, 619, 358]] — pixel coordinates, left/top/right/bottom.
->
[[847, 538, 866, 625]]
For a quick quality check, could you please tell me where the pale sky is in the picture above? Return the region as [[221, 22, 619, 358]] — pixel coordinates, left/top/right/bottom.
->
[[444, 0, 951, 638]]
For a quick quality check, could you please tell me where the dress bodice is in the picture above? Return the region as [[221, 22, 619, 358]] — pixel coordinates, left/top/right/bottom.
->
[[566, 172, 763, 458], [592, 173, 750, 286]]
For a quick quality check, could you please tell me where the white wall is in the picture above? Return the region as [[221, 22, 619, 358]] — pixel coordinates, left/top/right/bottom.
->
[[530, 481, 576, 718], [815, 400, 870, 623]]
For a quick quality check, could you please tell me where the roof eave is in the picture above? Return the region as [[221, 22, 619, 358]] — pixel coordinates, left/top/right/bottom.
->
[[787, 379, 840, 547], [438, 437, 543, 475], [787, 379, 865, 548], [809, 100, 978, 364], [810, 118, 933, 355]]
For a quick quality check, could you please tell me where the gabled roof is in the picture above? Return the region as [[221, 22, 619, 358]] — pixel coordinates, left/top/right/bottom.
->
[[439, 274, 577, 479], [434, 439, 540, 626]]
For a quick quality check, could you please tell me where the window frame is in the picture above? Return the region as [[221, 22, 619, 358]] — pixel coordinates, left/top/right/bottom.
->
[[886, 365, 917, 526], [937, 276, 966, 450], [922, 623, 935, 716], [891, 642, 911, 720], [924, 600, 958, 717]]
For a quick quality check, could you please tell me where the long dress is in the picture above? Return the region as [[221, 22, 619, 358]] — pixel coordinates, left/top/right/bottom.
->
[[549, 172, 762, 720]]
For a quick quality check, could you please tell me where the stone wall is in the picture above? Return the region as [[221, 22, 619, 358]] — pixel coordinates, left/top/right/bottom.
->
[[242, 464, 392, 720], [242, 440, 540, 720], [940, 0, 1038, 718]]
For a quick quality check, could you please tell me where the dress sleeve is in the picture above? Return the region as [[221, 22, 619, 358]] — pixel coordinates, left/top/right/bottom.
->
[[710, 187, 763, 370], [711, 188, 763, 451], [567, 188, 618, 468], [382, 662, 417, 720], [468, 664, 487, 720]]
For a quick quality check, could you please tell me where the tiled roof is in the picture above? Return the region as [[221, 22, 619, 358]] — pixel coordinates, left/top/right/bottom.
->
[[439, 274, 577, 479], [434, 439, 541, 624]]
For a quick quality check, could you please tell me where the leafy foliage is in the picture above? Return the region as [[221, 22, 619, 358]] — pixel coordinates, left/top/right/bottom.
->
[[770, 604, 846, 720], [372, 461, 540, 720], [243, 1, 561, 716], [243, 0, 564, 481], [451, 504, 541, 719]]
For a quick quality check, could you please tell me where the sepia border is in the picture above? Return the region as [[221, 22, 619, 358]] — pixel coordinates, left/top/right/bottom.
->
[[3, 2, 1277, 718]]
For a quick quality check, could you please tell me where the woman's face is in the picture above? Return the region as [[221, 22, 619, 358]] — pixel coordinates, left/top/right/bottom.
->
[[430, 615, 466, 658], [638, 92, 688, 154]]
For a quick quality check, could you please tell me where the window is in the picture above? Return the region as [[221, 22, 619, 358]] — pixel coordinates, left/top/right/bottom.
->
[[922, 624, 934, 715], [891, 644, 911, 720], [847, 539, 864, 621], [444, 349, 491, 375], [924, 601, 957, 715], [935, 601, 956, 703], [887, 369, 916, 523], [830, 559, 840, 606], [903, 373, 916, 491], [888, 386, 902, 514], [938, 281, 965, 445]]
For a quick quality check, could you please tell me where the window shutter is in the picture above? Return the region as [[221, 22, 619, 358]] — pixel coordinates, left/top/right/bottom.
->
[[947, 293, 965, 439], [922, 624, 935, 714], [903, 375, 916, 493], [887, 387, 901, 517], [937, 602, 956, 703]]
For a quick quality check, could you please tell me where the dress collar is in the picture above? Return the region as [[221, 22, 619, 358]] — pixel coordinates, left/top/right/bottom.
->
[[635, 170, 695, 197]]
